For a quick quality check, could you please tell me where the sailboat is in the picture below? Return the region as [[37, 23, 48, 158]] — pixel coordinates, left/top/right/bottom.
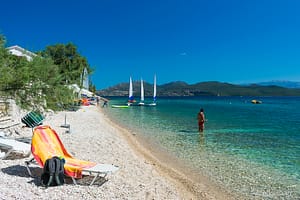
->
[[148, 75, 157, 106], [138, 78, 145, 106], [128, 76, 135, 106]]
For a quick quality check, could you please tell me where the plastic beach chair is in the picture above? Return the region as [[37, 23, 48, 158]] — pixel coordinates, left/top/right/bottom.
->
[[25, 125, 119, 185], [21, 111, 44, 128], [0, 137, 31, 159]]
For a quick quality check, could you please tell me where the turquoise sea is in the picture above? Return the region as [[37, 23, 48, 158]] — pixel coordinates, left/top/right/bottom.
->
[[103, 96, 300, 199]]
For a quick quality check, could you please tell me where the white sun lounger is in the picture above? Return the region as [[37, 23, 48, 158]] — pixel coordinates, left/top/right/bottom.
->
[[25, 125, 119, 186], [81, 164, 119, 185], [0, 137, 31, 159], [25, 158, 119, 186]]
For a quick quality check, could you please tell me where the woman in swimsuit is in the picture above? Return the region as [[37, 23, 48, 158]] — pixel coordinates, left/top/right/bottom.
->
[[197, 108, 205, 132]]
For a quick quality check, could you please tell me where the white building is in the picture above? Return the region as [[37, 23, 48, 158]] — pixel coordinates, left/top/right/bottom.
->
[[6, 45, 37, 61]]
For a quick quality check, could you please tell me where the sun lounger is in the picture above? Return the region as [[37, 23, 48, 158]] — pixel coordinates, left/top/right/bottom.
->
[[25, 125, 119, 186], [0, 137, 31, 159], [21, 111, 44, 128]]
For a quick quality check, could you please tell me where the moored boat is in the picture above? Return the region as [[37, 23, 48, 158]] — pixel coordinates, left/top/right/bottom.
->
[[251, 99, 262, 104]]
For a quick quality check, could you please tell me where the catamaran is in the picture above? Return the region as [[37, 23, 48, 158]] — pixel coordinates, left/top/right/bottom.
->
[[138, 78, 145, 106], [128, 76, 135, 106], [148, 75, 157, 106]]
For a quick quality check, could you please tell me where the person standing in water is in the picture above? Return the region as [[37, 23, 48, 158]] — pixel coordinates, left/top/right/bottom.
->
[[197, 108, 205, 132]]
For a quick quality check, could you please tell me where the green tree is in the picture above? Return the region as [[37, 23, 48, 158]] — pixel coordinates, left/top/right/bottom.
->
[[0, 35, 75, 111], [41, 43, 94, 88], [22, 56, 75, 111], [89, 81, 96, 93]]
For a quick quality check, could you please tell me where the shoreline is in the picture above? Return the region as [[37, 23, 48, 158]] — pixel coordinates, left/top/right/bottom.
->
[[100, 106, 236, 200], [103, 97, 300, 199], [1, 105, 183, 199], [100, 108, 193, 199], [0, 104, 235, 199]]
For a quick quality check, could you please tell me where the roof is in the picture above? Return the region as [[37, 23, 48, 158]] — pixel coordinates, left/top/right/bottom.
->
[[6, 45, 37, 61]]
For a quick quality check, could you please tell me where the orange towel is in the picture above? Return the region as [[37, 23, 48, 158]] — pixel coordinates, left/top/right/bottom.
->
[[31, 125, 96, 178]]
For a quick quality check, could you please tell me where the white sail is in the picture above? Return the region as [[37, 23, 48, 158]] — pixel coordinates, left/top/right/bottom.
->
[[148, 74, 157, 106], [139, 79, 145, 105], [153, 74, 156, 102], [128, 76, 134, 105]]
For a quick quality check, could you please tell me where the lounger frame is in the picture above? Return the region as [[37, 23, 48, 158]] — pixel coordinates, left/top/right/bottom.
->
[[25, 158, 118, 186]]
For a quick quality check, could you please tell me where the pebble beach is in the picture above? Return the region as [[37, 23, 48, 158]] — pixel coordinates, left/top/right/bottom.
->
[[0, 104, 233, 200]]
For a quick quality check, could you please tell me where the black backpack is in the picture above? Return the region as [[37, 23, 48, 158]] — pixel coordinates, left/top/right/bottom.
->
[[41, 156, 65, 187]]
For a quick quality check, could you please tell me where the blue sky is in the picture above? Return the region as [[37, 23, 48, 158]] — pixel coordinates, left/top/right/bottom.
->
[[1, 0, 300, 89]]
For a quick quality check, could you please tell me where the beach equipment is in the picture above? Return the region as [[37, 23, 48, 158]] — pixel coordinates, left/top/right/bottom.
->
[[41, 156, 65, 187], [21, 111, 44, 128], [69, 84, 94, 98], [0, 137, 31, 159], [25, 125, 119, 185], [81, 98, 90, 106]]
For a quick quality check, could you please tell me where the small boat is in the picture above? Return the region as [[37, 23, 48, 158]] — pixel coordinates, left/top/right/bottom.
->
[[147, 74, 157, 106], [111, 105, 129, 108], [128, 76, 136, 106], [138, 78, 145, 106], [251, 99, 262, 104]]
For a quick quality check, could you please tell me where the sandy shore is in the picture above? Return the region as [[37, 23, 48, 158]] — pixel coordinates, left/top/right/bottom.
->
[[0, 105, 234, 200]]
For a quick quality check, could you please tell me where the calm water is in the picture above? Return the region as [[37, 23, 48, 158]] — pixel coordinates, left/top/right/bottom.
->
[[104, 96, 300, 199]]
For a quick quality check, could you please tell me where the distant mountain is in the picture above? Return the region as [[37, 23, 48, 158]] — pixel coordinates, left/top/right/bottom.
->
[[254, 81, 300, 88], [97, 81, 300, 97]]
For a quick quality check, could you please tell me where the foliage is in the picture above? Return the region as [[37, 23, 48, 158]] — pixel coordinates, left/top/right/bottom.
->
[[0, 35, 85, 111], [40, 43, 94, 87], [0, 35, 14, 98], [89, 81, 96, 93]]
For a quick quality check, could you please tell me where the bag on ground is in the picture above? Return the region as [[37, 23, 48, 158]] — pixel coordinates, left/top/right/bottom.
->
[[41, 156, 65, 187]]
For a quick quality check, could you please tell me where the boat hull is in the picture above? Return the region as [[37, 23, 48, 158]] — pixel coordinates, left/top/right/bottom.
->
[[111, 105, 129, 108]]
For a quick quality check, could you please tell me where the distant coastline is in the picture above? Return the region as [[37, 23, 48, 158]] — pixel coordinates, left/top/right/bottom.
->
[[97, 81, 300, 97]]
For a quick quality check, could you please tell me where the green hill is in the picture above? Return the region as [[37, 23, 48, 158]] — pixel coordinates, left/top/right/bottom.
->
[[96, 81, 300, 97]]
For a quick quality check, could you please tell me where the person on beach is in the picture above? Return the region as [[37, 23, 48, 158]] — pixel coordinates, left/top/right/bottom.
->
[[197, 108, 205, 132], [102, 98, 109, 107], [96, 96, 100, 106]]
